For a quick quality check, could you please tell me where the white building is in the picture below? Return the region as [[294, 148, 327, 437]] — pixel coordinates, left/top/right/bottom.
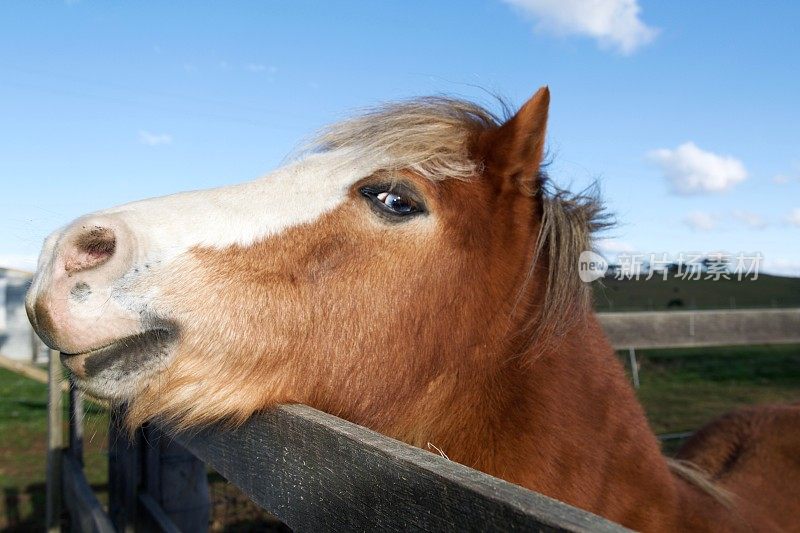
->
[[0, 267, 47, 363]]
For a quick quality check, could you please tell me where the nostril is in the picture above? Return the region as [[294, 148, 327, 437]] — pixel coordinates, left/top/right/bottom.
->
[[64, 226, 117, 274]]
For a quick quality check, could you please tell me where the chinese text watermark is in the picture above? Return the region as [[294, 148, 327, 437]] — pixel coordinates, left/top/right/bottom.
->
[[578, 252, 764, 283]]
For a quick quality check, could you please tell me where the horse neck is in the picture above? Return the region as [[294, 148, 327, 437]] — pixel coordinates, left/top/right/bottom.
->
[[523, 316, 685, 524], [411, 311, 696, 530]]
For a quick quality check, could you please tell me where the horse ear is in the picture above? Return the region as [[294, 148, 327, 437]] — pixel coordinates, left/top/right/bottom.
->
[[479, 86, 550, 195]]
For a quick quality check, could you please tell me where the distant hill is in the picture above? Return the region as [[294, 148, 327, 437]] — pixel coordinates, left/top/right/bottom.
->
[[593, 273, 800, 312]]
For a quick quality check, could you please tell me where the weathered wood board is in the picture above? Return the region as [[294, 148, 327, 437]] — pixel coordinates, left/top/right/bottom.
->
[[173, 404, 629, 532], [599, 308, 800, 349]]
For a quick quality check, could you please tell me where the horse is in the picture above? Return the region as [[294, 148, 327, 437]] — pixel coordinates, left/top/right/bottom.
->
[[26, 87, 800, 531]]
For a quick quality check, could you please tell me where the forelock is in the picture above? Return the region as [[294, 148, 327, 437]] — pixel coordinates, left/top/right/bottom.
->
[[308, 97, 504, 181]]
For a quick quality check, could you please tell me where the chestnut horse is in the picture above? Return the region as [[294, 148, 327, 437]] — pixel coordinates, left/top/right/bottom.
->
[[26, 87, 799, 531]]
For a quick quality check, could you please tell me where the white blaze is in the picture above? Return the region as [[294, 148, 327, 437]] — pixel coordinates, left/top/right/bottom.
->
[[100, 150, 381, 263]]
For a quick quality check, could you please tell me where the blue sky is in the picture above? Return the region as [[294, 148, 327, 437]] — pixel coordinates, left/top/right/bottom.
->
[[1, 1, 798, 274]]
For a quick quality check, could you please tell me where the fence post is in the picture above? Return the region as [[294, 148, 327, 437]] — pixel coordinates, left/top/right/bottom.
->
[[31, 330, 38, 365], [66, 380, 86, 532], [46, 349, 63, 533], [142, 424, 211, 532], [109, 405, 139, 533], [68, 382, 84, 466], [109, 409, 210, 532], [628, 347, 640, 389]]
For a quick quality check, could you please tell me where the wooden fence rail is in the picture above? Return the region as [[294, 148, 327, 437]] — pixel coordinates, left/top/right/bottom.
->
[[599, 308, 800, 388], [598, 308, 800, 349], [173, 404, 627, 532]]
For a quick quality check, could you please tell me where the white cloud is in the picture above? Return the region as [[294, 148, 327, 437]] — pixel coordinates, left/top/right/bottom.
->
[[763, 258, 800, 277], [773, 162, 800, 185], [595, 238, 637, 265], [596, 238, 635, 254], [786, 208, 800, 227], [683, 211, 717, 231], [648, 142, 747, 195], [683, 210, 769, 231], [731, 210, 767, 230], [502, 0, 658, 54], [138, 130, 173, 146], [0, 254, 38, 272], [245, 64, 277, 74]]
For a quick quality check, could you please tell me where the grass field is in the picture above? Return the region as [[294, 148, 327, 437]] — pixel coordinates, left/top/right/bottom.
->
[[0, 367, 285, 532], [1, 343, 798, 529], [593, 273, 800, 312], [0, 368, 108, 532], [627, 344, 800, 431]]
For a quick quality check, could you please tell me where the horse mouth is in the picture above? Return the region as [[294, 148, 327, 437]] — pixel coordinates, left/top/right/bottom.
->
[[61, 328, 176, 382]]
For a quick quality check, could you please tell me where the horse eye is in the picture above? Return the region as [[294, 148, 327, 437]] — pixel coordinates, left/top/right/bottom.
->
[[376, 192, 418, 214], [360, 185, 424, 218]]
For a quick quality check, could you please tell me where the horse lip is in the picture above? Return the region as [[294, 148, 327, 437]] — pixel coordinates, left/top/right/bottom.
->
[[61, 339, 131, 358], [60, 328, 175, 379]]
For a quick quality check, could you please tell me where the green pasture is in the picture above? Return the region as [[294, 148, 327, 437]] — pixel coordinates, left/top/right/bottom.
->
[[593, 273, 800, 311]]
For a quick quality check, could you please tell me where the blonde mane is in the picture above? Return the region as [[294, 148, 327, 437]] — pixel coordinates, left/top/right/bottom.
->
[[311, 96, 503, 181], [523, 182, 610, 351]]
